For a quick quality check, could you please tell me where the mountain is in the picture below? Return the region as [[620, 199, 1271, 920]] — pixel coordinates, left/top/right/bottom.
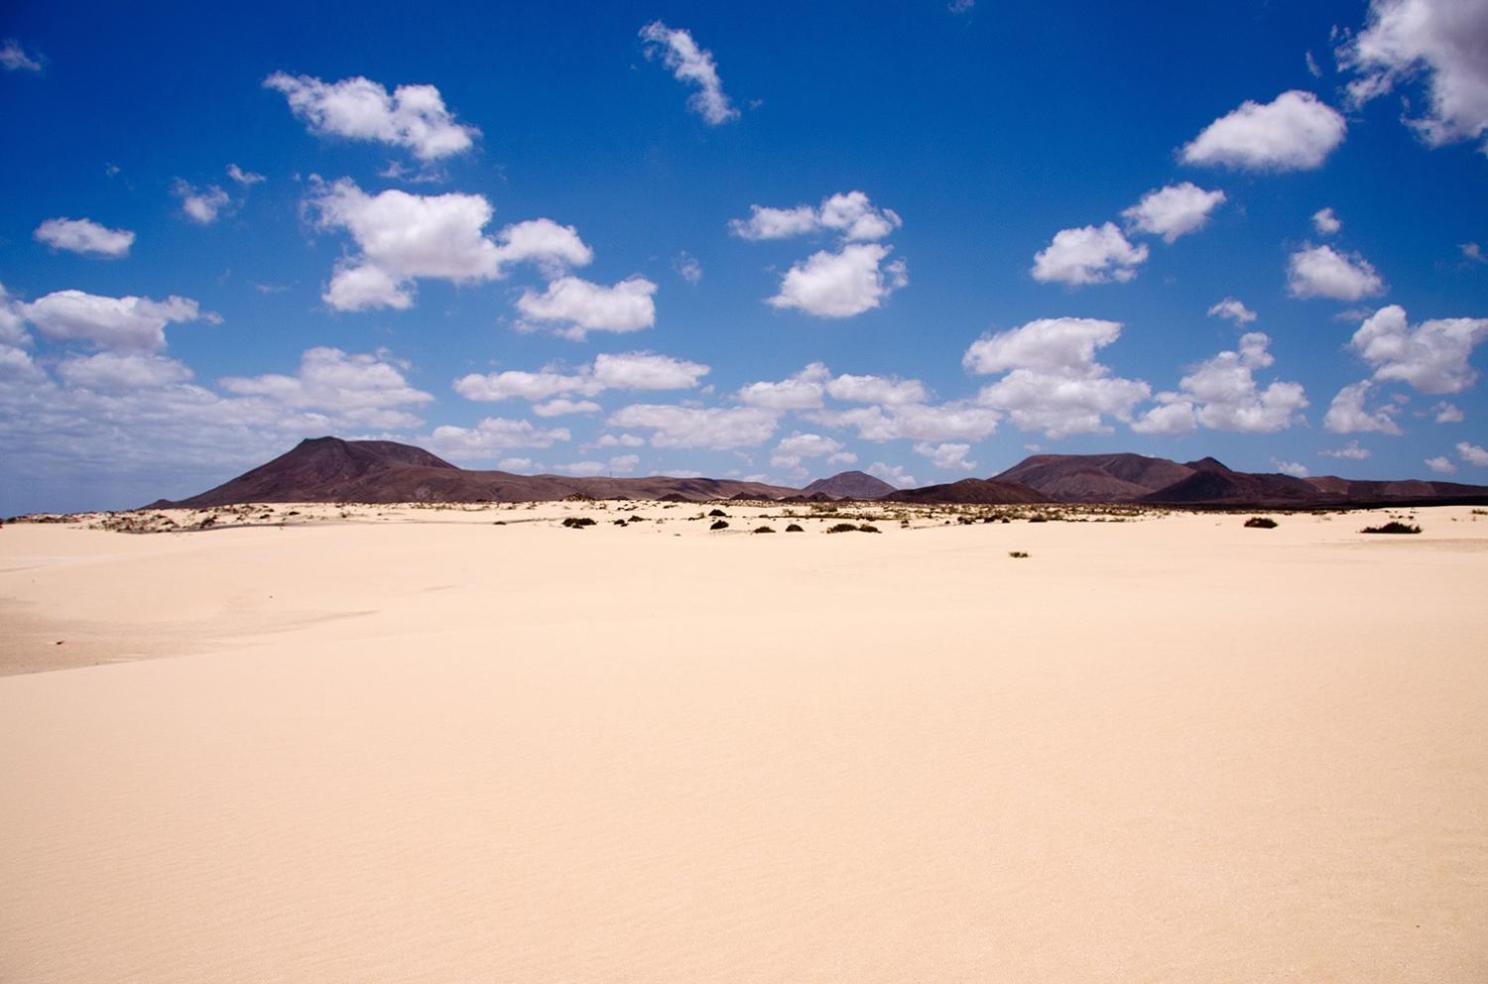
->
[[803, 470, 896, 499], [156, 437, 799, 507], [880, 478, 1045, 505], [993, 453, 1194, 502]]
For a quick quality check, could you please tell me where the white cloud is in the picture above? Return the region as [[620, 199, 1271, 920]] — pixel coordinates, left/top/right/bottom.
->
[[455, 351, 707, 402], [1425, 455, 1457, 474], [1320, 440, 1372, 460], [1287, 244, 1386, 301], [426, 418, 571, 460], [826, 372, 928, 406], [1312, 207, 1342, 235], [264, 72, 478, 160], [915, 442, 975, 471], [867, 462, 917, 488], [639, 21, 738, 125], [738, 363, 830, 410], [1272, 459, 1310, 477], [1134, 332, 1307, 434], [675, 252, 703, 284], [55, 351, 193, 392], [1434, 402, 1464, 422], [768, 243, 906, 317], [1323, 380, 1403, 434], [1031, 222, 1148, 286], [21, 290, 208, 351], [1349, 304, 1488, 394], [220, 346, 433, 429], [0, 285, 30, 347], [1208, 297, 1258, 325], [608, 404, 777, 449], [532, 398, 601, 417], [227, 163, 265, 186], [1340, 0, 1488, 149], [34, 218, 135, 258], [0, 40, 42, 72], [731, 191, 902, 243], [964, 318, 1150, 439], [1181, 90, 1347, 171], [1306, 51, 1323, 79], [811, 403, 1001, 444], [771, 432, 846, 469], [497, 457, 534, 472], [1463, 242, 1487, 264], [173, 180, 231, 225], [308, 179, 592, 311], [1121, 182, 1226, 243], [516, 276, 658, 340], [1459, 441, 1488, 466], [594, 433, 646, 449]]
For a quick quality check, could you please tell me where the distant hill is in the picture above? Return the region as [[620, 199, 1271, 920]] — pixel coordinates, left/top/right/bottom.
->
[[880, 478, 1044, 505], [154, 437, 799, 507], [803, 470, 896, 499], [148, 439, 1488, 510]]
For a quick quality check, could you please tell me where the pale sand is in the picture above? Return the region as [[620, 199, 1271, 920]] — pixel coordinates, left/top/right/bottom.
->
[[1, 503, 1485, 982]]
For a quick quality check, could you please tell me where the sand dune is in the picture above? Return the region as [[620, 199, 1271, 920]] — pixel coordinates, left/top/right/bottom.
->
[[1, 504, 1485, 982]]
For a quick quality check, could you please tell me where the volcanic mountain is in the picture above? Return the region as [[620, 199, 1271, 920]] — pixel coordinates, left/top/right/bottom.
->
[[994, 453, 1195, 502], [880, 478, 1044, 505], [155, 437, 800, 507], [803, 470, 896, 499]]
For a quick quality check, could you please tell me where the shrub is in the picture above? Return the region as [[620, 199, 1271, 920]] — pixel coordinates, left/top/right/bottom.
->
[[753, 525, 775, 534], [858, 524, 881, 533], [1244, 517, 1278, 529], [1361, 521, 1421, 534], [785, 523, 804, 532], [826, 523, 858, 534], [1028, 515, 1048, 523], [1008, 550, 1029, 558], [708, 508, 727, 517], [710, 519, 729, 530], [561, 516, 596, 529]]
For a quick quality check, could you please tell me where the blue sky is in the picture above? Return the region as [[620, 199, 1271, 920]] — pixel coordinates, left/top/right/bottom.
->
[[3, 0, 1487, 513]]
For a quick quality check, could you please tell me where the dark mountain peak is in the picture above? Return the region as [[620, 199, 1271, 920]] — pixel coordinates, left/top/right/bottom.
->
[[1184, 456, 1232, 474], [803, 470, 896, 499], [881, 478, 1045, 505], [993, 452, 1194, 503]]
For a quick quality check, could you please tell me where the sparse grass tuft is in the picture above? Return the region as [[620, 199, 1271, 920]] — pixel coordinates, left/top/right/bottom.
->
[[1008, 550, 1029, 558], [1361, 521, 1420, 534]]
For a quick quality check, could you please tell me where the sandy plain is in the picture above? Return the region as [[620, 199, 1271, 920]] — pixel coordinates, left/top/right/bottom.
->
[[1, 501, 1485, 982]]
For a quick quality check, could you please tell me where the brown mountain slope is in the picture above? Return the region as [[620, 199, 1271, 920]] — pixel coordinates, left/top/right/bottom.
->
[[993, 453, 1195, 502], [880, 478, 1045, 505], [802, 470, 896, 499], [157, 438, 799, 506]]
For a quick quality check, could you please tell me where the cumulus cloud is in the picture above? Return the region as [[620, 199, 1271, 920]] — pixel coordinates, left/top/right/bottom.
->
[[608, 403, 777, 449], [915, 442, 975, 471], [867, 462, 917, 488], [515, 276, 657, 340], [674, 252, 703, 284], [1133, 333, 1308, 434], [264, 72, 478, 160], [964, 318, 1150, 439], [1208, 297, 1258, 325], [454, 351, 707, 402], [826, 372, 928, 406], [738, 363, 830, 410], [810, 403, 1001, 444], [1312, 207, 1342, 235], [56, 351, 193, 392], [426, 418, 571, 460], [768, 243, 906, 317], [1320, 440, 1372, 460], [1287, 244, 1386, 301], [1181, 90, 1347, 171], [1272, 459, 1310, 478], [0, 40, 42, 72], [731, 191, 902, 243], [1349, 304, 1488, 394], [1425, 455, 1457, 474], [34, 218, 135, 258], [1459, 441, 1488, 466], [173, 180, 231, 225], [20, 289, 209, 351], [0, 285, 30, 347], [639, 21, 738, 125], [532, 398, 601, 417], [308, 178, 592, 311], [1323, 380, 1403, 434], [220, 346, 433, 430], [1339, 0, 1488, 149], [770, 432, 846, 470], [1122, 182, 1226, 243], [1434, 402, 1464, 422], [1031, 222, 1148, 286]]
